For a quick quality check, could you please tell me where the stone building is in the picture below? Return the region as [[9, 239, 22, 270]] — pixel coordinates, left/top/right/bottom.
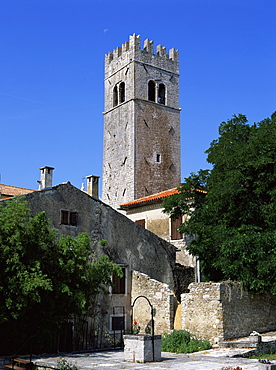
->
[[0, 183, 35, 200], [3, 167, 192, 349], [102, 34, 181, 210], [120, 187, 196, 268]]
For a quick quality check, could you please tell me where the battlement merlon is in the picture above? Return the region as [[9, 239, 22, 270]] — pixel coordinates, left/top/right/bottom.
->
[[105, 34, 179, 73]]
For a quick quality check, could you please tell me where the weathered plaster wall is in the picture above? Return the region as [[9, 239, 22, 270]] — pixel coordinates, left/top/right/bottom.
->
[[124, 203, 196, 267], [181, 282, 276, 345]]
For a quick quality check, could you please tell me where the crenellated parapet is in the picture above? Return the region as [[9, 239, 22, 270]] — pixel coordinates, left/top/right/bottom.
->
[[105, 33, 179, 75]]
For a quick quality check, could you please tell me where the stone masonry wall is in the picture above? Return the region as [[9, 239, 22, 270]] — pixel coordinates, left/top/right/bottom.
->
[[102, 34, 180, 210], [181, 282, 276, 345], [131, 271, 176, 335], [181, 282, 224, 345], [24, 182, 177, 336], [220, 282, 276, 340]]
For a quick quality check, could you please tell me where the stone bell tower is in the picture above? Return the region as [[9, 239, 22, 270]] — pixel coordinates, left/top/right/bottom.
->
[[102, 34, 181, 210]]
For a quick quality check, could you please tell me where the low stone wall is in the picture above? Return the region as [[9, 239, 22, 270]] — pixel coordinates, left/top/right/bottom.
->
[[131, 271, 176, 334], [181, 282, 224, 345], [181, 282, 276, 345]]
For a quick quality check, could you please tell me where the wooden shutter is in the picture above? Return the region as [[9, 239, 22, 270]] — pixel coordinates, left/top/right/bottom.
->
[[135, 219, 145, 228], [171, 215, 183, 240], [70, 212, 78, 226], [60, 210, 69, 225], [112, 268, 126, 294]]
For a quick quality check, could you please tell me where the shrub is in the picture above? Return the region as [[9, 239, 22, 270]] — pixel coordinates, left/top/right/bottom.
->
[[161, 330, 211, 353], [57, 359, 78, 370]]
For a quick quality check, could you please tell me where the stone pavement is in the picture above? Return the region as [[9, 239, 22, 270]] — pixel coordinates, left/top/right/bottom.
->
[[34, 349, 262, 370], [33, 332, 276, 370]]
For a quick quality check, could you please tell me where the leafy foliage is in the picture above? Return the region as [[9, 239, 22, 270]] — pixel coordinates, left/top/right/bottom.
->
[[163, 112, 276, 294], [57, 359, 78, 370], [161, 330, 211, 353], [0, 197, 122, 353]]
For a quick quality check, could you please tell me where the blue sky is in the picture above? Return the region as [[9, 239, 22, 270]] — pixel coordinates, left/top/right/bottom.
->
[[1, 0, 275, 194]]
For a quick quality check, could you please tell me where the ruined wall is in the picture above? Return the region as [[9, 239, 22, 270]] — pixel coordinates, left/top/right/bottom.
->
[[181, 282, 276, 345], [131, 271, 176, 335]]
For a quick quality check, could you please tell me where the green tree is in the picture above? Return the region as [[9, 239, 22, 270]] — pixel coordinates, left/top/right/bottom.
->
[[0, 197, 122, 352], [163, 112, 276, 294]]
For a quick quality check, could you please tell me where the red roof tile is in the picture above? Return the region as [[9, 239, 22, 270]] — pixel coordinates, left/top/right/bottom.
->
[[120, 187, 180, 208], [120, 187, 207, 209], [0, 184, 35, 197]]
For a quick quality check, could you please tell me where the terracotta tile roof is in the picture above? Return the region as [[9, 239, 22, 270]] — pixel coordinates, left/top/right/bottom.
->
[[120, 187, 207, 209], [120, 187, 180, 209], [0, 184, 35, 197]]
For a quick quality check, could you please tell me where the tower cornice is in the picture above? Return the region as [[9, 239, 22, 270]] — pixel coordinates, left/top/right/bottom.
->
[[103, 98, 181, 115]]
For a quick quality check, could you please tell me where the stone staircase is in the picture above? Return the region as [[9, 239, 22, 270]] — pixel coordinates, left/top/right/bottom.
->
[[220, 331, 276, 357], [5, 358, 33, 370]]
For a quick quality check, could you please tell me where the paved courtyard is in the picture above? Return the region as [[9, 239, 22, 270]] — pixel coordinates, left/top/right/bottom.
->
[[33, 332, 276, 370], [34, 349, 263, 370]]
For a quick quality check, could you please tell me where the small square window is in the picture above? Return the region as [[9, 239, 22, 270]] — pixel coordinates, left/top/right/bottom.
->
[[111, 316, 125, 331], [60, 210, 78, 226]]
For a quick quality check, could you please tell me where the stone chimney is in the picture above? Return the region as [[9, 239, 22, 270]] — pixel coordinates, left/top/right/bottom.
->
[[38, 166, 54, 190], [86, 175, 99, 198]]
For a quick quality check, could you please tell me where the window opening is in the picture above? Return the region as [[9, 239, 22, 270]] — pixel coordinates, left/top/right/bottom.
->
[[169, 163, 176, 173], [110, 306, 125, 333], [158, 83, 165, 104], [111, 316, 125, 331], [148, 80, 155, 102], [60, 210, 78, 226], [169, 126, 175, 136], [69, 212, 78, 226], [112, 267, 126, 294], [113, 85, 118, 106], [61, 210, 69, 225], [156, 153, 161, 163], [119, 82, 125, 103], [171, 215, 183, 240]]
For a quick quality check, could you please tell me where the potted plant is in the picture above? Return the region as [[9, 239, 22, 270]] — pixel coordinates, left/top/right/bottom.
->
[[131, 321, 140, 335]]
